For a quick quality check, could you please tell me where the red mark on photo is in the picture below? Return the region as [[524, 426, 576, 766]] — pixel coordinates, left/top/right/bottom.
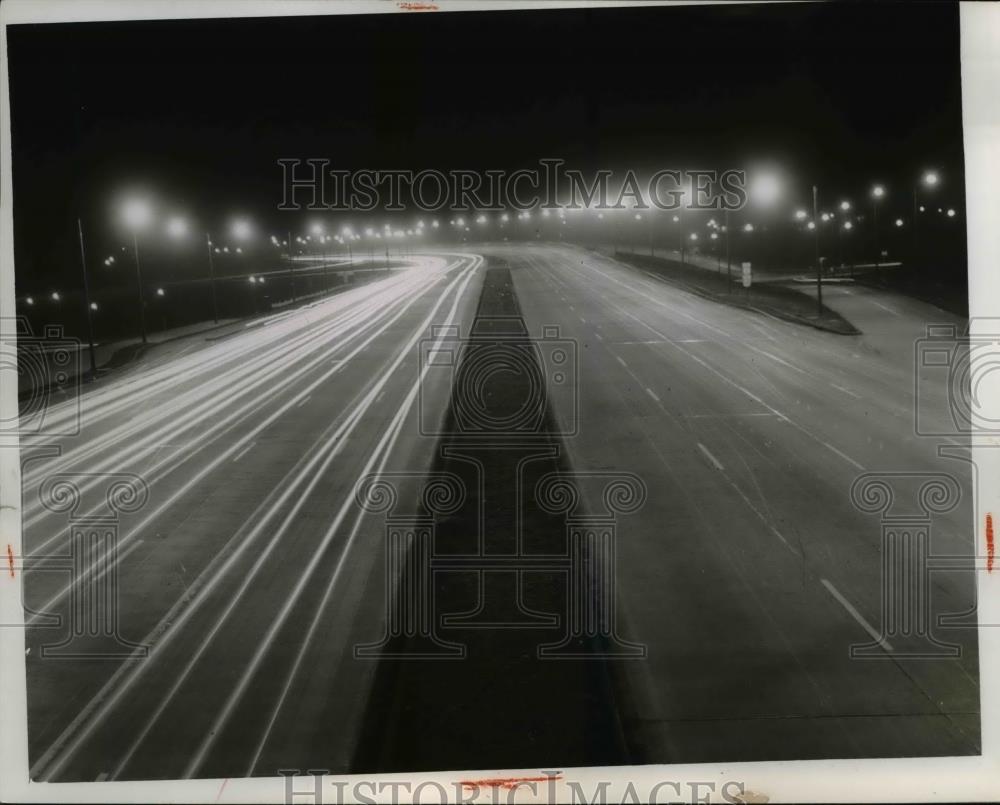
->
[[459, 774, 562, 791], [987, 513, 994, 573], [6, 544, 13, 578]]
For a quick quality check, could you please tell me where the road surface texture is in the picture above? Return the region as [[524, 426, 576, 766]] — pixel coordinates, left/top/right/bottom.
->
[[19, 244, 978, 781]]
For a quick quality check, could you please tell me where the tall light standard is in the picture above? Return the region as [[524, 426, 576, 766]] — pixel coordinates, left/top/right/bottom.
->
[[311, 223, 329, 293], [342, 226, 354, 266], [76, 219, 98, 376], [286, 231, 296, 302], [870, 184, 885, 268], [913, 170, 938, 266], [837, 200, 851, 269], [842, 220, 855, 277], [122, 197, 153, 344], [812, 185, 822, 316], [724, 210, 731, 292], [203, 232, 220, 323]]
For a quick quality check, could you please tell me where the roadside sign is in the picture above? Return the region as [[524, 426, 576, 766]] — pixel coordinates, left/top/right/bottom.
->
[[741, 261, 752, 288]]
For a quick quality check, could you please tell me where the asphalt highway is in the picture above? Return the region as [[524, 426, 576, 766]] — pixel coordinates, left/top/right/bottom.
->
[[19, 244, 979, 780]]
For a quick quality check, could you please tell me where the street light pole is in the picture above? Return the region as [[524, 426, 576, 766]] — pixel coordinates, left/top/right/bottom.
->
[[873, 199, 880, 269], [205, 232, 220, 323], [76, 218, 98, 377], [321, 237, 329, 294], [725, 208, 732, 293], [679, 212, 685, 264], [287, 230, 296, 303], [813, 184, 822, 317], [132, 232, 148, 344]]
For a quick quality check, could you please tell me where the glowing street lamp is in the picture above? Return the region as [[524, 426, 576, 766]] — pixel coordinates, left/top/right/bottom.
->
[[839, 201, 851, 212], [895, 218, 904, 227], [166, 216, 188, 239], [749, 172, 781, 208], [122, 197, 153, 231], [51, 291, 60, 302], [794, 209, 808, 221], [232, 219, 252, 240]]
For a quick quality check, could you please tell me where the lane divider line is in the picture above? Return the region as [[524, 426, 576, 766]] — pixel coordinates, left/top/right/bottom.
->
[[821, 578, 893, 652]]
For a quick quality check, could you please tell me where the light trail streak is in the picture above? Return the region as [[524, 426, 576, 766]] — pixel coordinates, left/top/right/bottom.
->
[[32, 254, 482, 782]]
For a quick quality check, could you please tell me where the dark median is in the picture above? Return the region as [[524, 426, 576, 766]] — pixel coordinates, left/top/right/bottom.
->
[[352, 261, 630, 773], [613, 251, 860, 335]]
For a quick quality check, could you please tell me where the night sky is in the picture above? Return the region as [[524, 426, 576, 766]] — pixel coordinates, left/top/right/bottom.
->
[[7, 1, 966, 290]]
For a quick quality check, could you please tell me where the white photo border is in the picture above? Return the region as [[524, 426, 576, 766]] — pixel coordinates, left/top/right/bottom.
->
[[0, 1, 997, 802]]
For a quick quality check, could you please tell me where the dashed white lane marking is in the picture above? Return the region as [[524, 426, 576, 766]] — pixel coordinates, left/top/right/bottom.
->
[[608, 302, 867, 472], [697, 442, 724, 470], [579, 315, 587, 324], [375, 390, 385, 403], [231, 441, 256, 463], [295, 395, 311, 408], [595, 332, 604, 342], [616, 355, 628, 368], [687, 412, 775, 419], [752, 347, 808, 375], [645, 387, 661, 403], [821, 578, 893, 652], [871, 300, 899, 316], [830, 382, 861, 399], [95, 772, 109, 782]]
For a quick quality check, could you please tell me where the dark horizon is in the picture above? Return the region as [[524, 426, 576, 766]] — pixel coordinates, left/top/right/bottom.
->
[[7, 1, 967, 294]]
